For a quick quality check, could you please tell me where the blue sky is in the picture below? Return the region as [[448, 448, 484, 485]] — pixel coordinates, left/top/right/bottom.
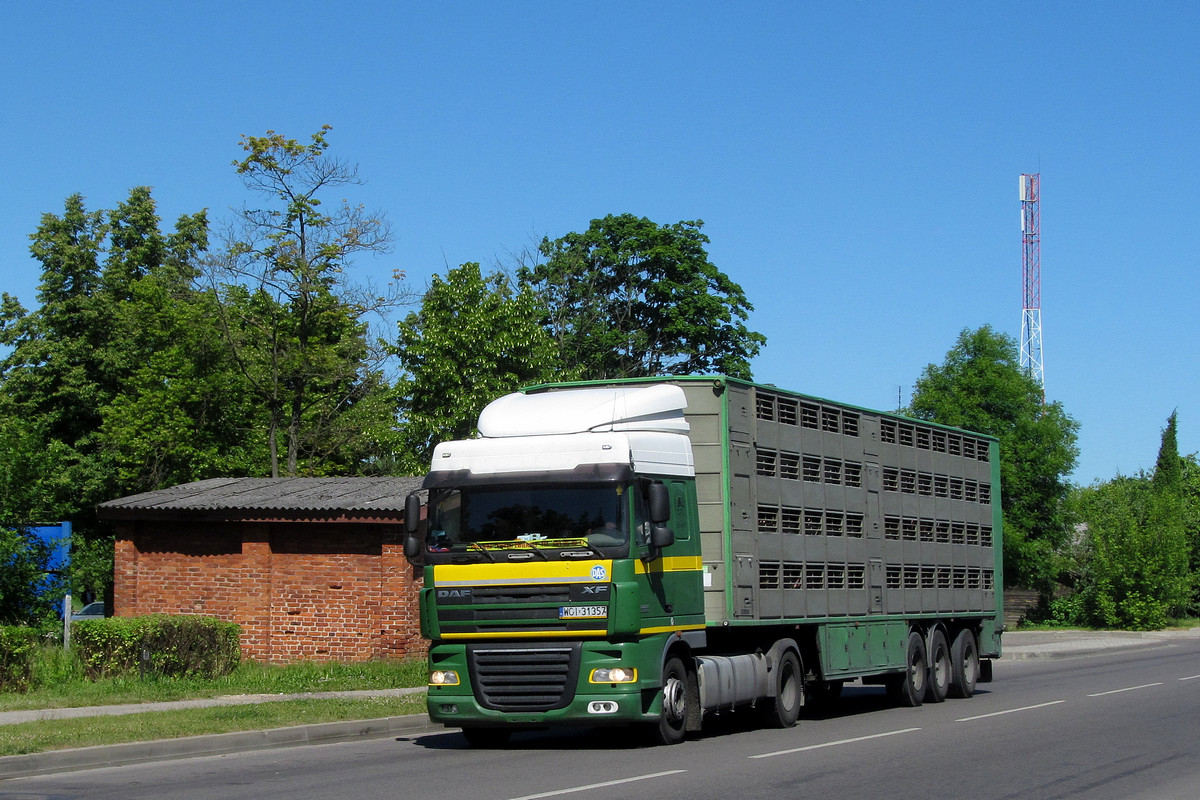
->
[[2, 2, 1197, 484]]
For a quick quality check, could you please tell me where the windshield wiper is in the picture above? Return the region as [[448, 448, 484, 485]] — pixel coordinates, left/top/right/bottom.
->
[[462, 544, 496, 563]]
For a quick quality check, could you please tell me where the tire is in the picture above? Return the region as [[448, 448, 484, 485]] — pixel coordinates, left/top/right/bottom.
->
[[648, 656, 690, 745], [924, 629, 950, 704], [461, 727, 511, 748], [761, 650, 803, 728], [886, 630, 927, 708], [949, 629, 979, 699]]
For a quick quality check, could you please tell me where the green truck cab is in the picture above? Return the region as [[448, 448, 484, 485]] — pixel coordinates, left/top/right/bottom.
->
[[405, 377, 1002, 745]]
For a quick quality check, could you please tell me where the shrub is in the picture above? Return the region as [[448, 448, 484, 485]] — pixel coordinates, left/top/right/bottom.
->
[[0, 626, 40, 691], [73, 615, 240, 680]]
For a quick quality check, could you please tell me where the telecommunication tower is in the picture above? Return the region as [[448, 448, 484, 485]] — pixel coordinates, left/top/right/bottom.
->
[[1019, 173, 1044, 395]]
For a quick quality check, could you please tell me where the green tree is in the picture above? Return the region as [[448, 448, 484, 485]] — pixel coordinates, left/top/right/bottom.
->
[[1071, 472, 1191, 629], [0, 188, 212, 602], [519, 214, 765, 380], [1182, 453, 1200, 611], [1143, 411, 1193, 619], [211, 126, 408, 476], [1152, 411, 1183, 496], [90, 188, 268, 491], [908, 326, 1079, 591], [1062, 414, 1198, 628], [394, 263, 566, 473], [98, 276, 265, 490], [2, 190, 212, 497], [0, 412, 73, 530]]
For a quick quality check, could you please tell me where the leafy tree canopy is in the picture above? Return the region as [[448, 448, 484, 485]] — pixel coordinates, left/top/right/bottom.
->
[[211, 126, 411, 476], [0, 189, 211, 514], [0, 187, 211, 604], [519, 214, 764, 380], [1062, 414, 1195, 629], [394, 263, 566, 473], [909, 325, 1079, 590]]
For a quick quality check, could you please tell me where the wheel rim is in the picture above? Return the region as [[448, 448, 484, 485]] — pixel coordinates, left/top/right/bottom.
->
[[933, 645, 948, 689], [663, 674, 686, 723], [910, 650, 926, 694], [779, 666, 798, 710]]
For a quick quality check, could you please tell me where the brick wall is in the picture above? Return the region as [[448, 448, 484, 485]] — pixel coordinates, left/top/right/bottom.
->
[[112, 518, 426, 663]]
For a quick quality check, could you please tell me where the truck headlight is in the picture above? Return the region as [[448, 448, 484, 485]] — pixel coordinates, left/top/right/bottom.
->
[[590, 667, 637, 684], [429, 669, 460, 686]]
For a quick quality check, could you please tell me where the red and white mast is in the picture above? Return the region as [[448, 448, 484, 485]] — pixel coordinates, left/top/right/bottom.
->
[[1019, 173, 1044, 397]]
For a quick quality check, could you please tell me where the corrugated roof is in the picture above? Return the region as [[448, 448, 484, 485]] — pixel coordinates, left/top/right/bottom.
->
[[98, 477, 424, 518]]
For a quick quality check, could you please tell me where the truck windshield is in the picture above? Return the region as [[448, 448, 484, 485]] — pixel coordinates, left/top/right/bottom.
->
[[426, 484, 631, 559]]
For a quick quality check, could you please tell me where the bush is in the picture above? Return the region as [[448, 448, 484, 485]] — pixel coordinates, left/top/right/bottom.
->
[[0, 626, 40, 691], [73, 615, 240, 680]]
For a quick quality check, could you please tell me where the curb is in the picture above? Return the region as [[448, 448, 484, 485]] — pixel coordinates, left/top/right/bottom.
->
[[0, 713, 436, 781], [1001, 628, 1197, 661], [1001, 640, 1172, 660]]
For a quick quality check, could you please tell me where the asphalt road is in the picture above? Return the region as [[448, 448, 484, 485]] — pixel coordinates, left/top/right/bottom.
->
[[6, 639, 1199, 800]]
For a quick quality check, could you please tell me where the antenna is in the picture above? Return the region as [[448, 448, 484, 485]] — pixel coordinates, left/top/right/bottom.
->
[[1019, 174, 1045, 399]]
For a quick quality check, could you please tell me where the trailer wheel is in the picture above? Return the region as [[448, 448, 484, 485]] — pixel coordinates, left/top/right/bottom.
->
[[761, 650, 803, 728], [887, 630, 927, 707], [649, 656, 690, 745], [949, 629, 979, 699], [461, 727, 511, 748], [924, 629, 950, 704]]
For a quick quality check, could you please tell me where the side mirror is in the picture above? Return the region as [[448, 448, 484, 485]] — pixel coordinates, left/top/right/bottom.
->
[[404, 533, 423, 560], [405, 493, 422, 534], [404, 492, 423, 561], [648, 482, 671, 524], [650, 525, 675, 549], [644, 482, 674, 560]]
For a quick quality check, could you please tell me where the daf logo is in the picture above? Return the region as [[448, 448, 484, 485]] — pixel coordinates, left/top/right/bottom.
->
[[436, 588, 471, 599]]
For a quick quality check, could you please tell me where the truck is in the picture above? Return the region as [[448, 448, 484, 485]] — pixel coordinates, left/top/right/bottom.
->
[[403, 375, 1003, 745]]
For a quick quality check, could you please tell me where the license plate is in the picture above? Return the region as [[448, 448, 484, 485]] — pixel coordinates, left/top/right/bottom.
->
[[559, 605, 607, 619]]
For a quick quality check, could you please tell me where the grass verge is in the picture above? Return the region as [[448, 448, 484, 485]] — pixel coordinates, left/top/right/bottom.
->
[[2, 654, 425, 712], [0, 694, 428, 756]]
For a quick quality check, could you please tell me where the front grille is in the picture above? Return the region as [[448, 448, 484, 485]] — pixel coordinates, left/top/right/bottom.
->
[[464, 584, 571, 604], [467, 643, 581, 712], [435, 582, 611, 634]]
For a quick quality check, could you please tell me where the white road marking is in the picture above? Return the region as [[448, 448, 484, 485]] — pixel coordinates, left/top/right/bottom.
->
[[507, 770, 687, 800], [748, 727, 921, 759], [956, 700, 1065, 721], [1179, 674, 1200, 681], [1087, 682, 1163, 697]]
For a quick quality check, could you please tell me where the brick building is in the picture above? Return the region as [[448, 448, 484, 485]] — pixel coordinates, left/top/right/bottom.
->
[[98, 477, 426, 663]]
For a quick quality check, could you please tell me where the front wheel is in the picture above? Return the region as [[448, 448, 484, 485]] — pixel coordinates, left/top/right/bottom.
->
[[648, 656, 690, 745]]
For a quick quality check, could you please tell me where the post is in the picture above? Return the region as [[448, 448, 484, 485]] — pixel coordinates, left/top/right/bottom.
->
[[62, 592, 72, 651]]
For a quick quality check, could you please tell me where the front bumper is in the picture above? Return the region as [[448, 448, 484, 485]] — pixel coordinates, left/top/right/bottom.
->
[[425, 638, 666, 728]]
